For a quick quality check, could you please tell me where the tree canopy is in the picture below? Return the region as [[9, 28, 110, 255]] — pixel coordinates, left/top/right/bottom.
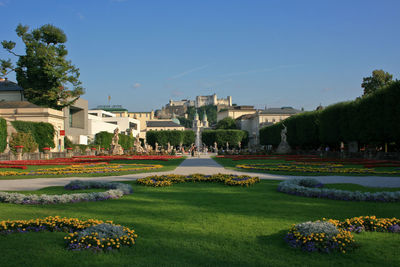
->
[[216, 117, 237, 129], [1, 24, 84, 110], [361, 69, 393, 96]]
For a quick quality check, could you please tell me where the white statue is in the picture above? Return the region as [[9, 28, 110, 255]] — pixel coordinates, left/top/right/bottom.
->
[[281, 124, 287, 143]]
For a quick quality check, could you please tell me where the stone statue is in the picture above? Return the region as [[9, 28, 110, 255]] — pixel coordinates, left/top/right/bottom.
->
[[238, 141, 241, 149], [226, 142, 229, 150], [214, 142, 218, 152], [167, 142, 171, 153], [281, 124, 287, 143], [110, 127, 124, 155], [112, 127, 120, 145], [134, 134, 144, 153], [276, 124, 291, 154], [155, 142, 159, 152]]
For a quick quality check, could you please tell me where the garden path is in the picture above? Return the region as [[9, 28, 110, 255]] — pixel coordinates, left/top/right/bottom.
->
[[1, 154, 400, 191]]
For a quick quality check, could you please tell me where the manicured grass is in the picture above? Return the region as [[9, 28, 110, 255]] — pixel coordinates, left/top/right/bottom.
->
[[0, 180, 399, 266], [0, 158, 185, 180], [213, 157, 400, 177], [324, 183, 400, 193]]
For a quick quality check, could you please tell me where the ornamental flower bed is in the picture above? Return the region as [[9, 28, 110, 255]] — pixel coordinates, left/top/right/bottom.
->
[[277, 178, 400, 202], [0, 216, 137, 252], [285, 216, 400, 253], [0, 180, 133, 205], [0, 163, 163, 177], [285, 221, 356, 253], [137, 173, 260, 187], [236, 163, 400, 176]]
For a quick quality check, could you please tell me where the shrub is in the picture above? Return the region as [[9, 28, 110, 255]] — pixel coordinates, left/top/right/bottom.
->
[[11, 120, 55, 150], [277, 178, 400, 202], [0, 117, 7, 152], [9, 132, 38, 153]]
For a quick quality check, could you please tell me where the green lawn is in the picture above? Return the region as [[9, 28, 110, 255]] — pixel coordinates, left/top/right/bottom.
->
[[213, 157, 400, 177], [0, 180, 399, 267], [0, 158, 185, 180]]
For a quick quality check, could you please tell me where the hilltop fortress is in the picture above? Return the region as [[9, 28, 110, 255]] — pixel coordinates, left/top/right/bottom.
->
[[159, 93, 232, 118]]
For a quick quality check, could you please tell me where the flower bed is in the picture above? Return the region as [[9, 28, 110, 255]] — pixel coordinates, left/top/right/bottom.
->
[[277, 178, 400, 202], [236, 163, 400, 175], [137, 174, 260, 187], [286, 216, 400, 253], [0, 216, 137, 252], [0, 165, 27, 169], [0, 180, 133, 204], [0, 163, 163, 177], [285, 221, 356, 253]]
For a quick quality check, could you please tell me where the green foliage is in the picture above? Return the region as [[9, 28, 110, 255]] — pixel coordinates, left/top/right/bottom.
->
[[216, 117, 237, 129], [64, 136, 73, 148], [9, 132, 38, 153], [183, 130, 195, 146], [0, 118, 7, 152], [186, 105, 217, 125], [177, 117, 192, 128], [202, 130, 247, 147], [146, 130, 185, 147], [259, 81, 400, 149], [94, 131, 134, 150], [119, 134, 134, 150], [1, 24, 84, 109], [11, 121, 55, 150], [362, 69, 393, 96]]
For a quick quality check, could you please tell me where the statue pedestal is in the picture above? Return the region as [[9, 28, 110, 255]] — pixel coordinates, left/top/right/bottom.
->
[[111, 144, 124, 155], [276, 141, 291, 154]]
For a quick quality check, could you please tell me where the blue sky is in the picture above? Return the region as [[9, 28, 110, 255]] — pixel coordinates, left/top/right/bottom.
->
[[1, 0, 399, 112]]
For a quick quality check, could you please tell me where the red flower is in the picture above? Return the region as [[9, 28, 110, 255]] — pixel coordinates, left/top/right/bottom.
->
[[43, 147, 51, 150], [14, 145, 24, 148]]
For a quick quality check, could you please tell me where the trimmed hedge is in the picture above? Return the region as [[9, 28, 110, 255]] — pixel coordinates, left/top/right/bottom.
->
[[11, 121, 55, 151], [94, 131, 135, 150], [0, 117, 7, 152], [202, 129, 248, 148], [146, 130, 195, 147], [260, 81, 400, 149]]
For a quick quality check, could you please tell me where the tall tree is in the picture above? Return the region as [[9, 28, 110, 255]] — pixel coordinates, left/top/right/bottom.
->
[[216, 117, 237, 129], [1, 24, 84, 109], [361, 69, 393, 96]]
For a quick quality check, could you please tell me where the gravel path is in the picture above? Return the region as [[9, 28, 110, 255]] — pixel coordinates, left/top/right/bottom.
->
[[1, 154, 400, 191]]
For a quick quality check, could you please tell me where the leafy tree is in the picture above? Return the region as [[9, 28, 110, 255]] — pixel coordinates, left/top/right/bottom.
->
[[1, 24, 84, 110], [216, 117, 237, 129], [362, 69, 393, 96]]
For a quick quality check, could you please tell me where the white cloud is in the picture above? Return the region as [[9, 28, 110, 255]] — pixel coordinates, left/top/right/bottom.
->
[[220, 64, 303, 77], [169, 64, 209, 80], [77, 13, 85, 20]]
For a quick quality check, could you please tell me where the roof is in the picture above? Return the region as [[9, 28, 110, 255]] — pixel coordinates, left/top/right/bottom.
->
[[147, 120, 184, 128], [0, 101, 40, 108], [261, 107, 302, 115], [0, 79, 24, 91]]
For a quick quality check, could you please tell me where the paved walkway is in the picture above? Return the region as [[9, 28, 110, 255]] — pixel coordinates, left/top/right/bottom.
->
[[1, 154, 400, 191]]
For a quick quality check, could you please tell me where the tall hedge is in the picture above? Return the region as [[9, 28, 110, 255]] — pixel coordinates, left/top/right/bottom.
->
[[202, 129, 248, 147], [260, 81, 400, 148], [11, 121, 55, 150], [0, 117, 7, 152], [94, 131, 134, 150], [146, 130, 190, 147]]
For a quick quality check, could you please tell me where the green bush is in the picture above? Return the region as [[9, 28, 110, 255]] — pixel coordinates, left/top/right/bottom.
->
[[146, 130, 185, 147], [183, 130, 195, 146], [0, 118, 7, 152], [9, 132, 38, 153], [94, 131, 135, 150], [202, 129, 247, 147], [11, 121, 55, 150]]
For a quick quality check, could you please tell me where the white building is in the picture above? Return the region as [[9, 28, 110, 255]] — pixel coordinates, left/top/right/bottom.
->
[[236, 107, 302, 146], [88, 110, 140, 139]]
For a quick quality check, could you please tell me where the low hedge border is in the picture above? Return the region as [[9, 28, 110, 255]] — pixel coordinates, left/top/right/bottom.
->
[[0, 180, 133, 205], [0, 216, 137, 252], [137, 173, 260, 187], [286, 216, 400, 253], [277, 178, 400, 202]]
